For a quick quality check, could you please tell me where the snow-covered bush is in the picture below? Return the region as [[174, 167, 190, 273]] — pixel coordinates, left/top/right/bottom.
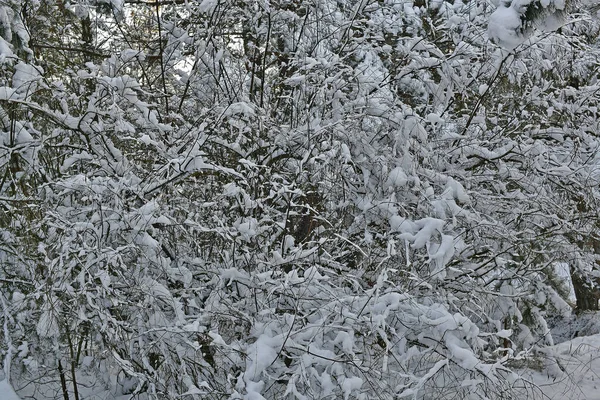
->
[[2, 0, 600, 399]]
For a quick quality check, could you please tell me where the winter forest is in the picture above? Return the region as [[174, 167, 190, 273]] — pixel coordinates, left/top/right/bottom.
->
[[5, 0, 600, 398]]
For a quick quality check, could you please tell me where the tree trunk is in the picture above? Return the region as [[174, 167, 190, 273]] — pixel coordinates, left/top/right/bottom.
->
[[570, 267, 599, 312]]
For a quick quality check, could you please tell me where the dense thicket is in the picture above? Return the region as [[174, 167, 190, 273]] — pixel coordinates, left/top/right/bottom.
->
[[1, 0, 600, 399]]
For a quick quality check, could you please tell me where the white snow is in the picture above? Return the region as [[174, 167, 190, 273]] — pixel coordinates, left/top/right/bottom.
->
[[488, 0, 569, 49], [223, 102, 255, 118], [0, 86, 14, 100], [526, 332, 600, 399], [0, 380, 21, 400], [198, 0, 218, 13], [0, 37, 13, 62], [12, 62, 40, 95], [386, 167, 409, 187], [404, 217, 445, 249], [488, 4, 524, 50], [341, 376, 363, 400], [245, 333, 282, 382], [234, 218, 258, 241], [36, 304, 59, 338]]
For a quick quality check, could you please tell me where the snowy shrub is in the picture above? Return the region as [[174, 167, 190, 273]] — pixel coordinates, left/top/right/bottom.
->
[[2, 0, 600, 399]]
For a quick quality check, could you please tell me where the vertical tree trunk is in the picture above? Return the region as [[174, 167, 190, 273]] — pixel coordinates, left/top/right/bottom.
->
[[570, 267, 599, 312], [57, 359, 70, 400]]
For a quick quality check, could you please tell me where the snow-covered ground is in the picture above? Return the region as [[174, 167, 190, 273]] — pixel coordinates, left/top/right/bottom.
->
[[526, 332, 600, 399], [511, 312, 600, 399], [0, 380, 23, 400]]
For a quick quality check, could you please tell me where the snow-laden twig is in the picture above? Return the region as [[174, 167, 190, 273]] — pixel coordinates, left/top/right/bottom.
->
[[1, 293, 13, 383]]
